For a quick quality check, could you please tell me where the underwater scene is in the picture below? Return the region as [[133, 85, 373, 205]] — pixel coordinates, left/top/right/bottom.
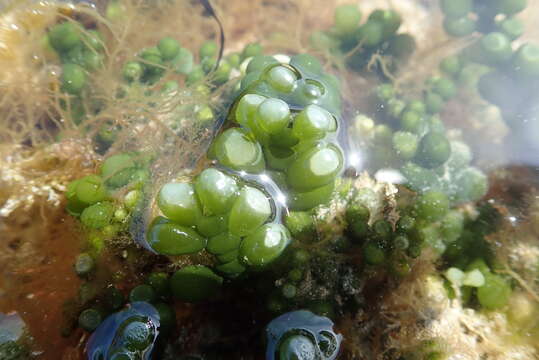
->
[[0, 0, 539, 359]]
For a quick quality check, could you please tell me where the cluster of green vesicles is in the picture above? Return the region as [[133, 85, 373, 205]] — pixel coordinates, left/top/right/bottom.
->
[[442, 203, 512, 310], [440, 0, 527, 38], [86, 302, 160, 360], [45, 20, 105, 124], [371, 81, 488, 206], [310, 5, 415, 74], [66, 153, 147, 254], [437, 0, 539, 154], [76, 269, 195, 334], [210, 54, 344, 211], [147, 168, 291, 276]]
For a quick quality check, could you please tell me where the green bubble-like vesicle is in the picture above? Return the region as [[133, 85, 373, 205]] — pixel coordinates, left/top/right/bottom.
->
[[287, 144, 343, 191], [289, 181, 335, 211], [194, 168, 239, 215], [228, 186, 272, 237], [157, 182, 201, 226], [240, 223, 291, 267], [213, 128, 266, 173], [147, 217, 206, 255], [207, 232, 242, 255]]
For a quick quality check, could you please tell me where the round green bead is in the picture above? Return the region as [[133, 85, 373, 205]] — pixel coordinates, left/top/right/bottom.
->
[[334, 4, 362, 36], [147, 217, 206, 255], [425, 92, 445, 114], [285, 211, 314, 237], [80, 201, 114, 229], [207, 232, 242, 255], [266, 66, 297, 92], [368, 9, 402, 39], [279, 335, 316, 360], [235, 93, 266, 126], [170, 265, 223, 302], [480, 32, 512, 64], [101, 153, 136, 188], [393, 235, 410, 250], [78, 308, 102, 332], [75, 253, 94, 277], [407, 100, 426, 114], [415, 191, 450, 221], [186, 66, 205, 85], [392, 131, 419, 160], [292, 105, 335, 140], [447, 140, 472, 169], [239, 223, 291, 267], [213, 128, 265, 173], [400, 111, 425, 134], [443, 16, 476, 37], [387, 34, 416, 59], [153, 302, 175, 331], [62, 63, 86, 94], [172, 47, 194, 75], [246, 55, 278, 74], [301, 80, 326, 100], [440, 210, 464, 244], [493, 0, 527, 15], [513, 43, 539, 76], [288, 268, 303, 283], [415, 132, 451, 168], [357, 20, 385, 47], [82, 49, 103, 71], [157, 183, 201, 226], [431, 77, 457, 100], [84, 30, 104, 51], [387, 98, 406, 118], [140, 47, 164, 75], [228, 186, 272, 236], [195, 168, 238, 215], [129, 284, 157, 303], [454, 167, 488, 202], [281, 283, 297, 299], [196, 214, 228, 238], [289, 181, 335, 211], [123, 321, 152, 351], [363, 241, 385, 265], [49, 22, 81, 52], [376, 84, 395, 102], [256, 98, 291, 135], [498, 17, 524, 40], [158, 37, 180, 61], [199, 40, 217, 59], [290, 54, 323, 74], [396, 215, 415, 233], [287, 144, 343, 191], [440, 55, 462, 76], [241, 42, 263, 60], [440, 0, 472, 18], [123, 61, 143, 82], [146, 272, 170, 298]]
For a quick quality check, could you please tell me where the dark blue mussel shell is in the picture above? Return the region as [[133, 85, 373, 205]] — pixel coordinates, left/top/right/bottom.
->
[[86, 302, 160, 360], [265, 310, 342, 360]]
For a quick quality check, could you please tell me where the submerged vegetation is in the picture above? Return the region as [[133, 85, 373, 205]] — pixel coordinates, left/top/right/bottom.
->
[[1, 0, 539, 359]]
